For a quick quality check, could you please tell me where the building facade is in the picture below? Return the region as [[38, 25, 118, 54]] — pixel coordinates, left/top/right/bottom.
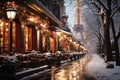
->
[[0, 0, 64, 54], [0, 0, 77, 55]]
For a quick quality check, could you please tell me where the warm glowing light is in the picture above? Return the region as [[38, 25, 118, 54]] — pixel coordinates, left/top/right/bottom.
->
[[77, 43, 79, 46], [73, 41, 76, 44], [6, 28, 9, 31], [70, 39, 72, 42], [80, 45, 87, 50], [63, 35, 66, 38], [28, 16, 40, 24], [36, 30, 40, 50], [60, 37, 63, 40], [56, 31, 61, 36], [28, 16, 35, 22], [0, 21, 3, 26], [40, 23, 46, 28], [5, 23, 9, 26], [6, 5, 17, 21]]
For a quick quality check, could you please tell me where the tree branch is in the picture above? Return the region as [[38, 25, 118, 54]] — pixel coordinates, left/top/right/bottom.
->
[[86, 17, 104, 41], [86, 18, 99, 33], [111, 6, 120, 18], [94, 32, 100, 39], [92, 0, 101, 11], [96, 0, 107, 10], [83, 0, 96, 14], [116, 25, 120, 40]]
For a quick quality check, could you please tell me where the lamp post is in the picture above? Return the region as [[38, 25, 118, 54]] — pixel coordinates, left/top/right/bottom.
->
[[6, 4, 17, 55]]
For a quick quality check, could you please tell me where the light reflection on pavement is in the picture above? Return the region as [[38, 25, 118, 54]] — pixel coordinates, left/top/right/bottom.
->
[[20, 56, 88, 80], [51, 57, 87, 80]]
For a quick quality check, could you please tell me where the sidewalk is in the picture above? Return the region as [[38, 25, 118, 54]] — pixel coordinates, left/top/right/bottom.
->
[[15, 60, 71, 80], [85, 54, 120, 80]]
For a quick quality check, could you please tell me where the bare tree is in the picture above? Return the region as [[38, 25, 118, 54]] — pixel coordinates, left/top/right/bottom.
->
[[65, 0, 120, 65], [87, 0, 120, 65], [85, 16, 104, 54]]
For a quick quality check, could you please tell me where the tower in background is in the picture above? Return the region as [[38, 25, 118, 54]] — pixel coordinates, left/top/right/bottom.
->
[[73, 0, 86, 44]]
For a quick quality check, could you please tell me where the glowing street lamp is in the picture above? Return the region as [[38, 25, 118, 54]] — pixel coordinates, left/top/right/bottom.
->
[[6, 4, 17, 55], [6, 5, 17, 21]]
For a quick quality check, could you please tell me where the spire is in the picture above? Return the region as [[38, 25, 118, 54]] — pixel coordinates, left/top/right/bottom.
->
[[74, 0, 82, 25]]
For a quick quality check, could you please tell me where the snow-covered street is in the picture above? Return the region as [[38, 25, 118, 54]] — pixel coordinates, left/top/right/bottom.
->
[[85, 54, 120, 80]]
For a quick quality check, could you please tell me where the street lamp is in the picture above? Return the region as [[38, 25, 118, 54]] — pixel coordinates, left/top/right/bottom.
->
[[6, 4, 17, 55]]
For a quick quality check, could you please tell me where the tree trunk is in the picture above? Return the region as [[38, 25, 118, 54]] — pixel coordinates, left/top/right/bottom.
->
[[104, 17, 112, 61], [104, 0, 113, 61], [111, 18, 120, 66]]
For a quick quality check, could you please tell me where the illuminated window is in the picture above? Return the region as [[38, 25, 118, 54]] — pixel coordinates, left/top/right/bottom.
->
[[0, 20, 4, 53], [0, 20, 16, 53], [42, 36, 45, 49], [24, 26, 33, 51]]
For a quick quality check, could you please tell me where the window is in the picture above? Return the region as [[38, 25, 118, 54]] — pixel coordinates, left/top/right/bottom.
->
[[0, 19, 16, 53], [24, 26, 33, 51]]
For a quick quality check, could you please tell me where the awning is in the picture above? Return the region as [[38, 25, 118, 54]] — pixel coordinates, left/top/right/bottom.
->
[[15, 0, 62, 26], [56, 27, 72, 36]]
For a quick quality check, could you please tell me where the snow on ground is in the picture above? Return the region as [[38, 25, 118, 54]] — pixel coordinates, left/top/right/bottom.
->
[[86, 54, 120, 80]]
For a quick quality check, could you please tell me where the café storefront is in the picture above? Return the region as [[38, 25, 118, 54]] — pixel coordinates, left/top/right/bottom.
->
[[0, 0, 62, 55]]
